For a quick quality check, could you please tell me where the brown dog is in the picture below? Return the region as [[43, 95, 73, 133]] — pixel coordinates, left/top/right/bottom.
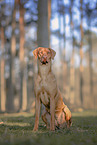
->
[[33, 47, 72, 131]]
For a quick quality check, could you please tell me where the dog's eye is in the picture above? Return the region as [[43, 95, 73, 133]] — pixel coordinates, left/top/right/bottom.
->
[[40, 52, 43, 54], [47, 51, 50, 54]]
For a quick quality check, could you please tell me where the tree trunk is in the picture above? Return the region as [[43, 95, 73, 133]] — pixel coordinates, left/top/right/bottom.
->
[[37, 0, 51, 47], [19, 1, 27, 111], [88, 16, 93, 96], [87, 7, 94, 108], [69, 0, 75, 105], [48, 0, 51, 45], [0, 27, 6, 112], [63, 10, 66, 61], [6, 0, 18, 112], [62, 6, 68, 99], [0, 58, 1, 112], [57, 0, 62, 59], [79, 0, 84, 106]]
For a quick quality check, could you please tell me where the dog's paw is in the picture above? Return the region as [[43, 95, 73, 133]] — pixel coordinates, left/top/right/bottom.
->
[[50, 126, 55, 131], [33, 127, 38, 132], [67, 117, 72, 128]]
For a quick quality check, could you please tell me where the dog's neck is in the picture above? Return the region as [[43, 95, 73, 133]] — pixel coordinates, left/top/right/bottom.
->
[[38, 59, 51, 78]]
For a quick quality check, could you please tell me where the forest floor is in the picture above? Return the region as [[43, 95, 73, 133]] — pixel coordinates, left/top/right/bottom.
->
[[0, 110, 97, 145]]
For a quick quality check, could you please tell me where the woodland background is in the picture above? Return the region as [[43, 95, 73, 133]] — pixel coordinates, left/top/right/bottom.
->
[[0, 0, 97, 113]]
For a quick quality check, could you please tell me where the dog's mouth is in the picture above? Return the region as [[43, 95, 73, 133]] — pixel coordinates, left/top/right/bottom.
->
[[41, 60, 48, 65]]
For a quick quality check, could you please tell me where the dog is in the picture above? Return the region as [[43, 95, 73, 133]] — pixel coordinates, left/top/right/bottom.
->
[[33, 47, 72, 131]]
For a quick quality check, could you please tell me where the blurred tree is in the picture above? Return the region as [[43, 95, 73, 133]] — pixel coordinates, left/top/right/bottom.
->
[[62, 2, 67, 95], [18, 0, 27, 111], [0, 26, 6, 112], [69, 0, 75, 104], [6, 0, 17, 112], [0, 2, 6, 112], [87, 4, 93, 95], [79, 0, 84, 105], [57, 0, 62, 58], [37, 0, 51, 47]]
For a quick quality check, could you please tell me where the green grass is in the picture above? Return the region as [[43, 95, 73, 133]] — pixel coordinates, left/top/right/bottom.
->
[[0, 110, 97, 145]]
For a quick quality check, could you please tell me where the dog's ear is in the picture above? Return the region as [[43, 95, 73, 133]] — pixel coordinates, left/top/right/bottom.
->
[[33, 48, 39, 59], [49, 48, 56, 59]]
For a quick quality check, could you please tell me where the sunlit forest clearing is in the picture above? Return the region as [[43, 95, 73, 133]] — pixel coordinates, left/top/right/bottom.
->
[[0, 0, 97, 144]]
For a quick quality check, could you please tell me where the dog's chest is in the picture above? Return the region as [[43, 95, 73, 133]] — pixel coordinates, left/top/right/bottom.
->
[[35, 73, 57, 106], [39, 78, 50, 105], [40, 90, 50, 106], [35, 75, 53, 92]]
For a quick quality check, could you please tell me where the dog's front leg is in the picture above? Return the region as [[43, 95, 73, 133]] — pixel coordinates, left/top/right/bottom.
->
[[50, 97, 55, 131], [33, 96, 41, 131]]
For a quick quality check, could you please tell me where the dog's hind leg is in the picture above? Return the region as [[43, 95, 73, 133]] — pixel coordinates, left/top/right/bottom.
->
[[41, 107, 59, 129], [41, 108, 51, 129]]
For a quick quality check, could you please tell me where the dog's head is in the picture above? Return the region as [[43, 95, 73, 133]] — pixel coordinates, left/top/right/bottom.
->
[[33, 47, 56, 65]]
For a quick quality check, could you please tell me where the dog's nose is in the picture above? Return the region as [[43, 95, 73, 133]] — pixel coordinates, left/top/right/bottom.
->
[[43, 56, 47, 59], [43, 56, 47, 62]]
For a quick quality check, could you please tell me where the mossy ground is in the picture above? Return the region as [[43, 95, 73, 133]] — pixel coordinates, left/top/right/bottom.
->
[[0, 110, 97, 145]]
